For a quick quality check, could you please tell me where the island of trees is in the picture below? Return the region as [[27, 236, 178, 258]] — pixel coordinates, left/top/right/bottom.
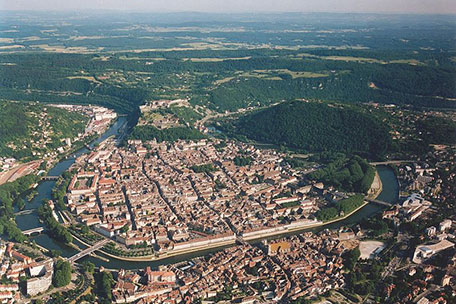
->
[[37, 201, 73, 244], [308, 155, 376, 194]]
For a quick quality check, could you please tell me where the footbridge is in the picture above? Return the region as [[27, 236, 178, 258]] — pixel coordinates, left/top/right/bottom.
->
[[67, 239, 110, 263], [368, 199, 393, 207]]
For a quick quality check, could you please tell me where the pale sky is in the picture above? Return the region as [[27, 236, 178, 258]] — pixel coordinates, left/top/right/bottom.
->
[[0, 0, 455, 14]]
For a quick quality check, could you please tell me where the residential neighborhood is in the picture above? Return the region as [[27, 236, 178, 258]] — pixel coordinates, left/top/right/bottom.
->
[[65, 138, 354, 257]]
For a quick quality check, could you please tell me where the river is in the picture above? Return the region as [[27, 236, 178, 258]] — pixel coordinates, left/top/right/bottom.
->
[[15, 118, 128, 255], [15, 119, 399, 270]]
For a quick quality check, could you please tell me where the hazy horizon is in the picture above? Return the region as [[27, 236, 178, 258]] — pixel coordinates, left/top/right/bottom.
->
[[1, 0, 456, 15]]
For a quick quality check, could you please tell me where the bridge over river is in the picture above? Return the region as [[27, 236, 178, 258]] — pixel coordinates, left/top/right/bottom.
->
[[22, 227, 44, 236], [15, 209, 35, 216], [41, 176, 60, 181], [67, 239, 110, 263]]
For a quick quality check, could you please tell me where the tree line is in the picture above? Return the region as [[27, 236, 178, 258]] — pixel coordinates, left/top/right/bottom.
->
[[130, 125, 205, 142]]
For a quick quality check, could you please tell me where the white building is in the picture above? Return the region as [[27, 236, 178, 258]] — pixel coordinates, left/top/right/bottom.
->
[[440, 219, 452, 232], [425, 226, 437, 236]]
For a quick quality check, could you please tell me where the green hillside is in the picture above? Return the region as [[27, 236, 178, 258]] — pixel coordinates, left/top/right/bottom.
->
[[0, 101, 88, 160], [226, 101, 392, 159]]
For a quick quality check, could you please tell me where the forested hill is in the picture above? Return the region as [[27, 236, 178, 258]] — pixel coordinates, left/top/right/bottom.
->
[[228, 101, 392, 160]]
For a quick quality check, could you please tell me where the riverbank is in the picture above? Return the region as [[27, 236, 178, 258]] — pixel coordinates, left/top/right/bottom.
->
[[66, 169, 382, 262], [77, 200, 370, 263], [242, 168, 383, 244], [71, 232, 235, 262], [15, 117, 128, 228], [66, 170, 382, 263], [242, 202, 369, 242], [26, 169, 393, 269]]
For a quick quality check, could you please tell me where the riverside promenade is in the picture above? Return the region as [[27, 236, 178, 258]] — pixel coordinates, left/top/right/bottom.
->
[[66, 168, 385, 263]]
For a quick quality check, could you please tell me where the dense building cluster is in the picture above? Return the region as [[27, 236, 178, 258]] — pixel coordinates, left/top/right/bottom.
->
[[66, 138, 344, 255], [0, 241, 53, 301], [383, 146, 456, 225], [110, 230, 350, 303], [379, 145, 456, 303]]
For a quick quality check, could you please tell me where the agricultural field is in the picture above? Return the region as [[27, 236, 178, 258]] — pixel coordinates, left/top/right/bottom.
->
[[0, 12, 454, 128]]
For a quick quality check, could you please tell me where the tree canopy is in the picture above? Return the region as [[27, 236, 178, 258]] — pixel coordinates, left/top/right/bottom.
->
[[129, 125, 205, 142], [309, 155, 376, 193], [53, 259, 72, 287], [227, 101, 392, 159]]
